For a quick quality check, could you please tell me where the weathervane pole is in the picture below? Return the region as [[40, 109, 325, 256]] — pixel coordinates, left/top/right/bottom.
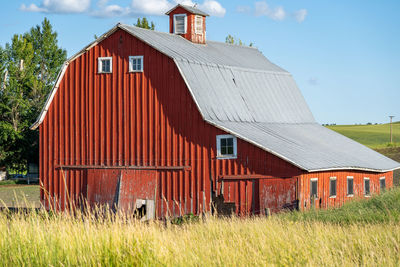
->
[[389, 116, 395, 143]]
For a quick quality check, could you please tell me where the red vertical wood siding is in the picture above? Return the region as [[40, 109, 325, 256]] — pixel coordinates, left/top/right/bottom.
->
[[168, 6, 206, 44], [299, 171, 393, 210], [39, 28, 393, 216]]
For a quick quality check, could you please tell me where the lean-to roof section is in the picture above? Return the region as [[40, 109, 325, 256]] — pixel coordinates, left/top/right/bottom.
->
[[209, 121, 400, 172]]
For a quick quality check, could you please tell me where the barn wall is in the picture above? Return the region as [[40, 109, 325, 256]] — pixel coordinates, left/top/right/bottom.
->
[[299, 170, 393, 210], [40, 29, 302, 216], [40, 28, 392, 217]]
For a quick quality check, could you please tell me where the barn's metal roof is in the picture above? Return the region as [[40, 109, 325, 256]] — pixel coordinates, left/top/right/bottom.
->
[[32, 24, 400, 172], [119, 25, 285, 72], [209, 121, 400, 172]]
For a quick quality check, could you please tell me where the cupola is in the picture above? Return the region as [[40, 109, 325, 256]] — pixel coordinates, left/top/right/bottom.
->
[[165, 4, 209, 44]]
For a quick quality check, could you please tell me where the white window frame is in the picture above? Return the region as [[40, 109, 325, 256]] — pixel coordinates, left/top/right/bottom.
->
[[98, 57, 112, 73], [380, 177, 386, 191], [129, 56, 144, 72], [347, 176, 354, 197], [364, 177, 370, 197], [195, 15, 203, 34], [310, 178, 318, 198], [216, 134, 237, 159], [329, 177, 337, 198], [173, 14, 187, 34]]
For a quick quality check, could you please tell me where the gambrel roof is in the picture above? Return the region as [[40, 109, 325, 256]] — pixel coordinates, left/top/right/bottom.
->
[[32, 24, 400, 172]]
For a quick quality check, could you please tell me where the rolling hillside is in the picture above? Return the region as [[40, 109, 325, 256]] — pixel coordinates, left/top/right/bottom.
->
[[326, 122, 400, 149], [327, 122, 400, 185]]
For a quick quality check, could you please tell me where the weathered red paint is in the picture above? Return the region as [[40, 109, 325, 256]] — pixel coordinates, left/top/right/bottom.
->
[[168, 6, 206, 44], [300, 171, 393, 210], [39, 25, 394, 217]]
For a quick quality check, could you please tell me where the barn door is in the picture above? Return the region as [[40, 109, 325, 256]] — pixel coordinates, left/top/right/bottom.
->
[[86, 169, 157, 219], [119, 170, 157, 219], [87, 169, 120, 210], [221, 179, 259, 216]]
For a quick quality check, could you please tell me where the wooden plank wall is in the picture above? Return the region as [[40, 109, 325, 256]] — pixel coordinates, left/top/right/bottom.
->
[[39, 29, 302, 216], [299, 170, 393, 210]]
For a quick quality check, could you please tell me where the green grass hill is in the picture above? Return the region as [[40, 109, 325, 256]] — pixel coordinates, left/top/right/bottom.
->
[[326, 122, 400, 149]]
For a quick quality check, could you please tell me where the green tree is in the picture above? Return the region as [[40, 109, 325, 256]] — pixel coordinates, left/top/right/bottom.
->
[[225, 34, 253, 47], [25, 18, 67, 115], [0, 18, 66, 172], [135, 17, 155, 30]]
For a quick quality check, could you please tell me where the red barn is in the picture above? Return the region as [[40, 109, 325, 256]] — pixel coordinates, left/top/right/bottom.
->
[[31, 4, 400, 218]]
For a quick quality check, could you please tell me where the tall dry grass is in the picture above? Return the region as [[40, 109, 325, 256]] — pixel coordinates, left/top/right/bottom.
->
[[1, 208, 400, 266]]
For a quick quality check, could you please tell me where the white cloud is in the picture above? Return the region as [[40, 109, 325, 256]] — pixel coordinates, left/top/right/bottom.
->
[[92, 4, 131, 18], [294, 9, 307, 23], [20, 3, 47, 12], [198, 0, 226, 17], [254, 1, 285, 21], [20, 0, 226, 18], [21, 0, 91, 13], [174, 0, 195, 5], [236, 5, 251, 14], [241, 2, 307, 23], [131, 0, 173, 15]]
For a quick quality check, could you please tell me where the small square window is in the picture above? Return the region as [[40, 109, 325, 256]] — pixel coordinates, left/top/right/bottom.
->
[[380, 177, 386, 192], [216, 135, 237, 159], [329, 177, 336, 197], [310, 178, 318, 198], [129, 56, 143, 72], [364, 178, 370, 196], [347, 176, 354, 196], [98, 57, 112, 73]]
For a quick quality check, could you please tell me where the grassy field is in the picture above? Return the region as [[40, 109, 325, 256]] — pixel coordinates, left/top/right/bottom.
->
[[327, 122, 400, 149], [0, 184, 40, 208], [1, 188, 400, 266], [0, 123, 399, 265], [327, 122, 400, 185]]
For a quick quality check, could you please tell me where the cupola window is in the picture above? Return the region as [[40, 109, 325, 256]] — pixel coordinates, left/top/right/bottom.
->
[[173, 14, 187, 34]]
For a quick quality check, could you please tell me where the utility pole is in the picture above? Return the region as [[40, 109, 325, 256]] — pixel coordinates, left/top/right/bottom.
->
[[389, 116, 395, 143]]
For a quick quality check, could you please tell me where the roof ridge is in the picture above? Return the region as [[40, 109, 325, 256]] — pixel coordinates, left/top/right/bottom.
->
[[207, 40, 258, 50], [120, 24, 258, 50], [173, 58, 290, 75]]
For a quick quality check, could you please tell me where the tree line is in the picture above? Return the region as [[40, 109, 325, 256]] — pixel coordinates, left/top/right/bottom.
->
[[0, 18, 67, 172]]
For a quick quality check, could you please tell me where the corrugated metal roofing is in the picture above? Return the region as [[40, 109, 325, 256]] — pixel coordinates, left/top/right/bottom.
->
[[119, 25, 285, 72], [210, 121, 400, 172], [32, 24, 400, 172], [174, 61, 315, 123], [165, 4, 209, 16]]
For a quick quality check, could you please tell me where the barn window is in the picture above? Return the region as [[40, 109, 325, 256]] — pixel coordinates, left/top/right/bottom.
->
[[380, 177, 386, 192], [347, 176, 354, 196], [329, 177, 336, 198], [216, 135, 237, 159], [195, 15, 203, 34], [98, 57, 112, 73], [129, 56, 143, 72], [173, 14, 187, 34], [310, 178, 318, 198], [364, 178, 370, 196]]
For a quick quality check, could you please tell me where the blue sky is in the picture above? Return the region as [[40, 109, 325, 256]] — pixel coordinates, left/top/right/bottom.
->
[[1, 0, 399, 125]]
